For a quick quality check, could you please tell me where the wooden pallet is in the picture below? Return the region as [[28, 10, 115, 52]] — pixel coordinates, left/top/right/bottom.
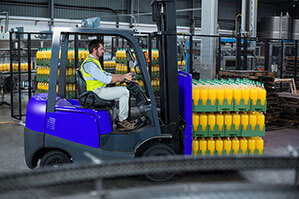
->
[[274, 79, 297, 94], [219, 70, 275, 78]]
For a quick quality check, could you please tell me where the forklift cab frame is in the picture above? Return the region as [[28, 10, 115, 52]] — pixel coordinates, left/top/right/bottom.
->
[[24, 27, 178, 169]]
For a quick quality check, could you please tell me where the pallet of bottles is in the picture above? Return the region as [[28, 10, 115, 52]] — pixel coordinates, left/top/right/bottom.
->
[[134, 64, 160, 79], [192, 136, 264, 156], [36, 48, 89, 66], [192, 78, 267, 112], [37, 82, 76, 99], [192, 112, 265, 138], [115, 48, 159, 65], [177, 60, 186, 71], [0, 63, 32, 73], [115, 63, 129, 74], [36, 66, 75, 83], [103, 60, 116, 70]]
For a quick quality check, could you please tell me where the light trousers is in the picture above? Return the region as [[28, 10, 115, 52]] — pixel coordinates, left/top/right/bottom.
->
[[94, 86, 129, 121]]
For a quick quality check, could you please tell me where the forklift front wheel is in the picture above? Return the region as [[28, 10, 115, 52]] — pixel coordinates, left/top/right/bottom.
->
[[142, 143, 176, 182], [40, 150, 71, 167]]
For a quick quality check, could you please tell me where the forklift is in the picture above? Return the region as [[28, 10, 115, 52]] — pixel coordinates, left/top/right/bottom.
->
[[24, 0, 192, 181]]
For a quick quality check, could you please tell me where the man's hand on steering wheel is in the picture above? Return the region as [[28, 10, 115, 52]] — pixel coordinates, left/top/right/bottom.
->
[[124, 73, 133, 81]]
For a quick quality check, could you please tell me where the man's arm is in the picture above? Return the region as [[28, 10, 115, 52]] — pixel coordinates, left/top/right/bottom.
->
[[84, 62, 132, 84], [110, 73, 132, 84]]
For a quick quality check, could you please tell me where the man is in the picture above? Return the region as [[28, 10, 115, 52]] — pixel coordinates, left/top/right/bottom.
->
[[80, 39, 135, 131]]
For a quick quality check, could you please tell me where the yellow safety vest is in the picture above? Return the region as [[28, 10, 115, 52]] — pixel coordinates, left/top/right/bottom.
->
[[80, 56, 106, 91]]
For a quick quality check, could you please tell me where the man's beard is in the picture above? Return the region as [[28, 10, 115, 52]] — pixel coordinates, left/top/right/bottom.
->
[[97, 52, 102, 58]]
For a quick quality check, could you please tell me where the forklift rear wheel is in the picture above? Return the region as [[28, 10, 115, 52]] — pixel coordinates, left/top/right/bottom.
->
[[40, 150, 71, 167], [142, 143, 176, 182]]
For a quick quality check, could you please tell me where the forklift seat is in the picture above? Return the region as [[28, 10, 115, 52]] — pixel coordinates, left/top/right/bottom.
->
[[76, 69, 115, 108]]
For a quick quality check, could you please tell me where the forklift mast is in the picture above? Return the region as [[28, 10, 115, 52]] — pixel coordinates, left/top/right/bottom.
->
[[151, 0, 181, 152]]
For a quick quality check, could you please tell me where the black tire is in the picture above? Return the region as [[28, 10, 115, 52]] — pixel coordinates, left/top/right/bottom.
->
[[142, 143, 176, 182], [40, 150, 71, 167]]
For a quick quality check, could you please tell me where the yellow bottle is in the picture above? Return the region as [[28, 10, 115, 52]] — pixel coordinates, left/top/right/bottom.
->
[[72, 84, 76, 94], [224, 137, 232, 155], [21, 63, 24, 71], [208, 113, 216, 131], [258, 88, 267, 106], [192, 139, 199, 155], [249, 112, 257, 131], [232, 113, 241, 131], [216, 86, 224, 105], [200, 86, 208, 106], [208, 138, 215, 155], [192, 85, 200, 106], [66, 83, 69, 93], [248, 137, 256, 155], [241, 113, 249, 131], [157, 79, 160, 91], [199, 138, 207, 155], [116, 50, 119, 61], [256, 137, 264, 155], [47, 67, 50, 79], [232, 137, 240, 155], [250, 88, 258, 105], [68, 84, 72, 95], [121, 64, 124, 74], [116, 63, 119, 74], [233, 88, 241, 105], [36, 51, 40, 63], [240, 137, 248, 155], [224, 88, 233, 105], [12, 63, 16, 71], [208, 87, 216, 106], [256, 112, 265, 131], [5, 63, 9, 72], [215, 138, 223, 155], [224, 113, 232, 131], [216, 113, 224, 131], [241, 87, 250, 105], [199, 113, 208, 131]]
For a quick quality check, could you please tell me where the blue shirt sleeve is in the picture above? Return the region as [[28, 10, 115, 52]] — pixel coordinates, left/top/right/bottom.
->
[[83, 62, 112, 84]]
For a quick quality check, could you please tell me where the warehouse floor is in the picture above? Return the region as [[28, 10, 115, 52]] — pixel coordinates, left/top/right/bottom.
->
[[0, 103, 299, 198], [1, 103, 299, 171]]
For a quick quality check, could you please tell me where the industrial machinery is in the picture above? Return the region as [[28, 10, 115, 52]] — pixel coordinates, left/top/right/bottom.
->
[[24, 0, 191, 181]]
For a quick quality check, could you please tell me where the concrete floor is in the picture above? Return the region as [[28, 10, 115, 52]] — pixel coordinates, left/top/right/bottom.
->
[[0, 103, 299, 172], [0, 103, 299, 198]]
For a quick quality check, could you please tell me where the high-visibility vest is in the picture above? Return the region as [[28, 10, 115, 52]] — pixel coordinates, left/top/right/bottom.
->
[[80, 56, 106, 91]]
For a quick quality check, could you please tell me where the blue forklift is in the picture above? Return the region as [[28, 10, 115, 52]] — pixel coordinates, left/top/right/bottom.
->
[[24, 0, 193, 181]]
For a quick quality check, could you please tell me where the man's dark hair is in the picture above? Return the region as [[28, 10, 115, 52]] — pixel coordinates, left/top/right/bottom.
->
[[88, 39, 104, 54]]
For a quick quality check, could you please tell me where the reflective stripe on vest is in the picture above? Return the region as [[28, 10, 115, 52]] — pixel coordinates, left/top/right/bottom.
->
[[80, 57, 106, 91]]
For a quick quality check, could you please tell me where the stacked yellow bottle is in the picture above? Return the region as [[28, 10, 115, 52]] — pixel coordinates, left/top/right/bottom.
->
[[192, 77, 266, 157], [35, 48, 82, 99], [193, 112, 265, 133], [192, 137, 264, 155], [216, 113, 224, 131], [36, 48, 89, 65], [193, 78, 266, 109], [0, 63, 32, 72], [104, 60, 116, 69]]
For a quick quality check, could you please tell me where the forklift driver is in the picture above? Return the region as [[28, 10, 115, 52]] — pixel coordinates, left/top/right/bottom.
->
[[80, 39, 135, 131]]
